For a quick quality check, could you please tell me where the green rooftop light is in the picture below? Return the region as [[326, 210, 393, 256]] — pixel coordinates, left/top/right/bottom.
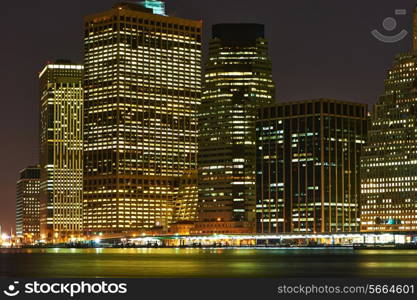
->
[[141, 0, 166, 16]]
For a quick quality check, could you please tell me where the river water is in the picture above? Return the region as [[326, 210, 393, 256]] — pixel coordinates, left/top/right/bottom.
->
[[1, 248, 416, 278]]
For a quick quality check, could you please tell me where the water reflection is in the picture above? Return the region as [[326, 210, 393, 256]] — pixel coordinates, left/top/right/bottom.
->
[[1, 248, 417, 278]]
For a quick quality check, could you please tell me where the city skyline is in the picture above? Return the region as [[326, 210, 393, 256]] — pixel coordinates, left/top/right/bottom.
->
[[2, 0, 417, 231]]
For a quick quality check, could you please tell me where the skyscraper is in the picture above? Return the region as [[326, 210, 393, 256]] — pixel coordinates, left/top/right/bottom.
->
[[83, 2, 202, 234], [361, 52, 417, 232], [196, 24, 275, 234], [257, 99, 368, 233], [361, 7, 417, 233], [39, 60, 84, 242], [16, 165, 41, 241]]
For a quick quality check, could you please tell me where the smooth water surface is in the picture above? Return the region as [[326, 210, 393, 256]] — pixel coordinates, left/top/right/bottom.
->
[[1, 248, 417, 278]]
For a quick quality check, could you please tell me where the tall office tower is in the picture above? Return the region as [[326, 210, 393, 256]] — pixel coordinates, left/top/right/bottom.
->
[[197, 24, 275, 234], [39, 61, 84, 242], [361, 52, 417, 232], [16, 166, 41, 241], [83, 2, 202, 234], [256, 99, 368, 233]]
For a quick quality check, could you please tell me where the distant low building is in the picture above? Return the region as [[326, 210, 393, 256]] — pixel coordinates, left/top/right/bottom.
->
[[16, 166, 41, 242], [168, 221, 195, 235], [192, 220, 255, 235]]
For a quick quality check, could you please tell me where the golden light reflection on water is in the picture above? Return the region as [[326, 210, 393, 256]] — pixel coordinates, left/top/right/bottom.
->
[[1, 248, 417, 278], [360, 262, 417, 268], [357, 250, 417, 255]]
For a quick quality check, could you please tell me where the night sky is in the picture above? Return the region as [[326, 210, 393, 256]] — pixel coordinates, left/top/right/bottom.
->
[[0, 0, 415, 232]]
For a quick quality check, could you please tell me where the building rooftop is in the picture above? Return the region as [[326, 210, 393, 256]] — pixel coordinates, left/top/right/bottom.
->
[[113, 1, 166, 16], [212, 23, 265, 45], [262, 98, 368, 107]]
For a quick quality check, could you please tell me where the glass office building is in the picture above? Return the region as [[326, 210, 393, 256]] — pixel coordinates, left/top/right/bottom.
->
[[197, 24, 275, 234], [257, 99, 368, 233]]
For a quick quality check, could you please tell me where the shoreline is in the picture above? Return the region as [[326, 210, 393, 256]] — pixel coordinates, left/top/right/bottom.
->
[[6, 245, 353, 250], [2, 244, 416, 250]]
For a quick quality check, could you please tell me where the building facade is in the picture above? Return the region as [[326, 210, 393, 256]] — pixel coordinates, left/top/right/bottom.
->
[[172, 170, 199, 222], [16, 166, 41, 241], [256, 99, 368, 233], [83, 2, 202, 234], [361, 53, 417, 232], [197, 24, 275, 234], [39, 61, 84, 242]]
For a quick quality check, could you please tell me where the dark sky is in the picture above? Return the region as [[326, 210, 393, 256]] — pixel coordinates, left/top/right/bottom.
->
[[0, 0, 415, 232]]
